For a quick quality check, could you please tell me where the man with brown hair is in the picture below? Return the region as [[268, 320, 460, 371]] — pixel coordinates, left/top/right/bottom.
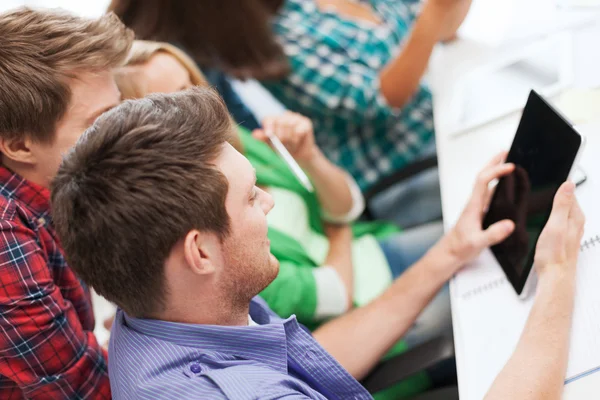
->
[[0, 7, 133, 399], [52, 88, 585, 400]]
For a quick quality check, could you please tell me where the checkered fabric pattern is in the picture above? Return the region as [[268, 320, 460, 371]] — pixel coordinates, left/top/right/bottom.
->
[[264, 0, 435, 190], [0, 167, 110, 399]]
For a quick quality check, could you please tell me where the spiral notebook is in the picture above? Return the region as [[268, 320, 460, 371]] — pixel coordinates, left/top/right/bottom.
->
[[454, 234, 600, 400], [452, 122, 600, 400], [458, 235, 600, 300]]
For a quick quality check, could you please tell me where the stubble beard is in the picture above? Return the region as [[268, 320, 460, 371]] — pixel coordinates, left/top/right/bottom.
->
[[220, 244, 280, 310]]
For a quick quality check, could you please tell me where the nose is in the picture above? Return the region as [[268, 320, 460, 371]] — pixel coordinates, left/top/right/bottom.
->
[[263, 191, 275, 215]]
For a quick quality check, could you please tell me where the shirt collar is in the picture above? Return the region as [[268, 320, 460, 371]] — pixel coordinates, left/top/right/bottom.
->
[[122, 297, 292, 373], [0, 166, 50, 220]]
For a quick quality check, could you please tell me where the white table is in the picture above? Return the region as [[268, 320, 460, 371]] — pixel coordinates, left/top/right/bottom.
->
[[429, 8, 600, 398]]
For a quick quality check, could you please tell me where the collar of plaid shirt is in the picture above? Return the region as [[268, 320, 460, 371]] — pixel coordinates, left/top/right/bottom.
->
[[0, 166, 51, 223]]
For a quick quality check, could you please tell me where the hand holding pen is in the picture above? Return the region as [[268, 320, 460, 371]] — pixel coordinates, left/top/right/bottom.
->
[[252, 112, 316, 192]]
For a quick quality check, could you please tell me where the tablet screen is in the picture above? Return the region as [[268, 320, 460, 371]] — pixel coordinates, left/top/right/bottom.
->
[[482, 91, 581, 294]]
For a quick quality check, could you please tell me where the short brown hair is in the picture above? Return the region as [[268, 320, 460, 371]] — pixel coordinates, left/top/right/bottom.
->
[[51, 87, 232, 317], [0, 8, 133, 143]]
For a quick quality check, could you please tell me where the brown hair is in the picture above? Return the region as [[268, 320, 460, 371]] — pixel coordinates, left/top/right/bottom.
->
[[108, 0, 289, 80], [0, 8, 133, 143], [51, 87, 232, 317]]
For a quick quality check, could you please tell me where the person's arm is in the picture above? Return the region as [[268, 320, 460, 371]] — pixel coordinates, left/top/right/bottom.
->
[[301, 153, 362, 221], [485, 181, 584, 400], [313, 234, 457, 379], [379, 0, 472, 108], [322, 223, 354, 311], [313, 152, 516, 379], [0, 220, 110, 398], [253, 112, 355, 218]]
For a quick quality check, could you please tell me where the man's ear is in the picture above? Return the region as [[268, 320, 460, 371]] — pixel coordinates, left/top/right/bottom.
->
[[183, 230, 221, 276], [0, 137, 37, 165]]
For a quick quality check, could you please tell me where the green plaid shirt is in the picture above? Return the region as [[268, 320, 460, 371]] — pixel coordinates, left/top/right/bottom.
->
[[264, 0, 434, 190]]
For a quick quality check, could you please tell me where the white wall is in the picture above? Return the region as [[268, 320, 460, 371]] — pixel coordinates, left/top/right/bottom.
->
[[0, 0, 109, 16]]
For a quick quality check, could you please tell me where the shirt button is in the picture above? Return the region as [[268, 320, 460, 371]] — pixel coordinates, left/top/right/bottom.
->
[[306, 350, 318, 360], [190, 363, 202, 374]]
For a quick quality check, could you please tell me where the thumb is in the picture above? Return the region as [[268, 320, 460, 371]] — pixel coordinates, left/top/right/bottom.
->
[[480, 219, 515, 247], [252, 129, 268, 143], [546, 181, 576, 230]]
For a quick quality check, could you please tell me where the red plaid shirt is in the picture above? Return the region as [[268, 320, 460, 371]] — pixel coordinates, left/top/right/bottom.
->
[[0, 167, 110, 399]]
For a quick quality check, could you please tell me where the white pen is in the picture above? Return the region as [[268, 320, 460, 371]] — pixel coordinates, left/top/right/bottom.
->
[[265, 131, 314, 192]]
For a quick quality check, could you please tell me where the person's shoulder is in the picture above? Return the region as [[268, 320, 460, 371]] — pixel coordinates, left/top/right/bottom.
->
[[128, 363, 306, 400], [0, 193, 42, 252], [109, 340, 271, 399], [113, 366, 229, 400]]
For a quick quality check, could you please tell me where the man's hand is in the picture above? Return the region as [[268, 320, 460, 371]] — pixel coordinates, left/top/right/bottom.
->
[[253, 112, 319, 165], [442, 152, 516, 269], [534, 181, 585, 280], [483, 182, 584, 400]]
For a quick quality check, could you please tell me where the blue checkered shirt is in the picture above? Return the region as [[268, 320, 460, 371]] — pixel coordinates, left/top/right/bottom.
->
[[109, 297, 372, 399], [264, 0, 434, 189]]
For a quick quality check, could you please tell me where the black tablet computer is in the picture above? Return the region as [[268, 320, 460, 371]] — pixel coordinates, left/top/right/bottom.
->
[[482, 90, 584, 298]]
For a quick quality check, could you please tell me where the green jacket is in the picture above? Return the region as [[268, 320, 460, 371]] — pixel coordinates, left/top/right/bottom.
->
[[240, 129, 397, 323], [241, 129, 431, 398]]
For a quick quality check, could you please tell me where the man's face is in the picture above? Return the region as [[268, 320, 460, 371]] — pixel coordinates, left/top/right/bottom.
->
[[31, 70, 120, 187], [214, 142, 279, 301]]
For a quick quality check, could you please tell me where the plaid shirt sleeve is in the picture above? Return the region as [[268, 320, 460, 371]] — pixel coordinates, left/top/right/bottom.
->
[[278, 41, 395, 126], [0, 218, 110, 399], [269, 1, 410, 127]]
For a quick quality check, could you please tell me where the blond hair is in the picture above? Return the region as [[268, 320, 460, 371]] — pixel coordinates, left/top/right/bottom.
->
[[115, 41, 208, 100], [0, 8, 133, 142], [116, 40, 243, 151]]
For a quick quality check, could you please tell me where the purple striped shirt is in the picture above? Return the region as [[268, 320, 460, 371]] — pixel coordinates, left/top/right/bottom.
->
[[108, 296, 372, 399]]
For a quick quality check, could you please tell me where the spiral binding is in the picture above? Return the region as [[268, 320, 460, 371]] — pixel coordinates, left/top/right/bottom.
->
[[581, 235, 600, 252], [461, 277, 506, 300], [460, 235, 599, 300]]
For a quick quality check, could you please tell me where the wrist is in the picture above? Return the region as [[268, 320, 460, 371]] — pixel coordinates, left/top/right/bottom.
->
[[437, 229, 467, 267], [419, 235, 464, 282], [537, 264, 576, 289], [298, 148, 325, 170], [327, 226, 353, 243]]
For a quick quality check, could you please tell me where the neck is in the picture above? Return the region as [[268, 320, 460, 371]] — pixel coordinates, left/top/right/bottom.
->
[[157, 288, 251, 327], [2, 159, 48, 188]]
